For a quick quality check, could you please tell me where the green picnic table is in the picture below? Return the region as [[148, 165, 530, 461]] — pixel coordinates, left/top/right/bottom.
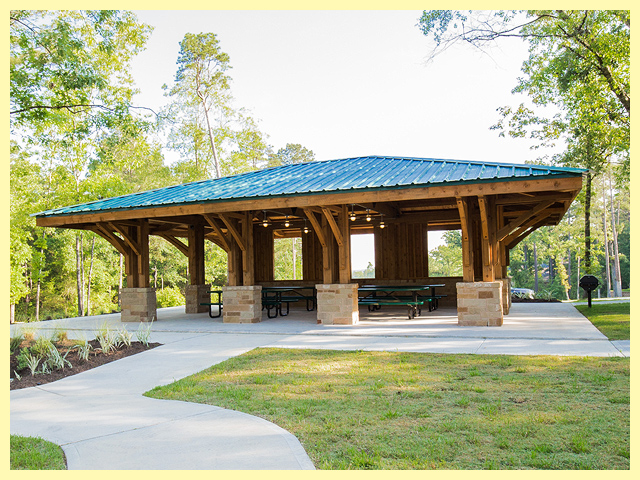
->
[[358, 284, 446, 319]]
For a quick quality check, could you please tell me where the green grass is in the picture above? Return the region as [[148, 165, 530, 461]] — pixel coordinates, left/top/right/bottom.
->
[[10, 435, 67, 470], [574, 303, 630, 340], [146, 348, 630, 469]]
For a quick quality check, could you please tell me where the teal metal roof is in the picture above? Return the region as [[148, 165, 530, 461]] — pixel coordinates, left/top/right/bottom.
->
[[35, 156, 585, 218]]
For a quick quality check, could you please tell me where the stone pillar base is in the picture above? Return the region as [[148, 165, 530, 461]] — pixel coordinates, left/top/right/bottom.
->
[[316, 284, 359, 325], [221, 286, 262, 323], [456, 281, 503, 326], [185, 284, 211, 314], [121, 287, 157, 323]]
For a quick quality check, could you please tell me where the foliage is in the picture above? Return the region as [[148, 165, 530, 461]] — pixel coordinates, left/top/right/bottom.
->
[[135, 321, 153, 347], [274, 237, 303, 280], [428, 230, 462, 277], [10, 10, 152, 129], [147, 348, 630, 469], [268, 143, 315, 167], [10, 435, 67, 470], [156, 286, 185, 308]]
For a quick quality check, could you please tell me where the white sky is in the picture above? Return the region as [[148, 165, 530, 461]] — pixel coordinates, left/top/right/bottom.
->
[[128, 10, 559, 269]]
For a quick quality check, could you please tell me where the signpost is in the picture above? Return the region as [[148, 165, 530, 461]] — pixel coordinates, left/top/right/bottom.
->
[[579, 275, 600, 308]]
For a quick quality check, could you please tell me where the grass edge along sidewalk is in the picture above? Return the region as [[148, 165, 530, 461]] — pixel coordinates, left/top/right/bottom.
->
[[10, 435, 67, 470], [146, 348, 630, 470], [573, 302, 630, 341]]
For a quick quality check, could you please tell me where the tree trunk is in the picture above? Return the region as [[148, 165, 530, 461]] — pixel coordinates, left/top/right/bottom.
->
[[10, 304, 15, 324], [576, 256, 581, 300], [584, 172, 592, 273], [609, 173, 623, 297], [76, 233, 84, 317], [567, 252, 572, 298], [533, 242, 539, 292], [86, 235, 95, 316], [602, 178, 612, 297], [35, 230, 45, 322]]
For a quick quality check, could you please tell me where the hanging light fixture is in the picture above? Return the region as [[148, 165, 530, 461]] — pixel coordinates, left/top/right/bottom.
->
[[284, 215, 290, 228], [350, 204, 357, 221], [303, 219, 309, 234], [262, 211, 270, 227], [379, 214, 385, 229], [365, 209, 372, 222]]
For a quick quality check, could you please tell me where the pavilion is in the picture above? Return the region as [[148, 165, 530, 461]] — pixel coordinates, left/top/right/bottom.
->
[[34, 155, 585, 326]]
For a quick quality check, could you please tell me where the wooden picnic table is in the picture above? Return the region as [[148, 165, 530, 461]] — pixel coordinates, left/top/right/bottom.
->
[[261, 286, 317, 318]]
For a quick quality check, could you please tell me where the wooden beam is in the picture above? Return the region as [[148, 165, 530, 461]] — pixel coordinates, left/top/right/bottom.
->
[[456, 197, 474, 282], [321, 207, 343, 246], [107, 222, 141, 256], [337, 204, 351, 284], [157, 234, 189, 256], [91, 225, 128, 256], [219, 214, 246, 252], [202, 213, 231, 252], [303, 208, 327, 247], [477, 195, 495, 282], [188, 223, 206, 285], [35, 176, 584, 228], [242, 212, 255, 286]]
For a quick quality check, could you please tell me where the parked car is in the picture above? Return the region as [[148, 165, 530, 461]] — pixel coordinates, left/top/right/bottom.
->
[[511, 287, 535, 299]]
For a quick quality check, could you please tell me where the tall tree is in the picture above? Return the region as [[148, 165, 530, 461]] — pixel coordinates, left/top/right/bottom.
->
[[163, 33, 233, 179]]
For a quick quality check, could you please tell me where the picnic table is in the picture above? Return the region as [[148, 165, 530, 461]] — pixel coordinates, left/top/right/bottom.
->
[[261, 286, 317, 318], [200, 290, 223, 318], [358, 284, 446, 319]]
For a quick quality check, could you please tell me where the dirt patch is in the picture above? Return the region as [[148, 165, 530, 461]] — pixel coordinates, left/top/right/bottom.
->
[[10, 340, 161, 390]]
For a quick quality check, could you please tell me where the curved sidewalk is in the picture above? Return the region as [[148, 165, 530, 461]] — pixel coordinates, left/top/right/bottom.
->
[[10, 301, 628, 469]]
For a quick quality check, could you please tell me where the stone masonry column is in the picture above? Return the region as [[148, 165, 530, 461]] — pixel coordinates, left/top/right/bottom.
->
[[221, 285, 262, 323], [456, 281, 503, 326], [185, 284, 211, 314], [121, 287, 157, 323], [316, 284, 359, 325]]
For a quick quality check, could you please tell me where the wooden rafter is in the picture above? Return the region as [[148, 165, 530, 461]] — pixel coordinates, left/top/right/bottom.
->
[[496, 199, 555, 242], [202, 213, 231, 252], [91, 224, 127, 256], [157, 234, 188, 256], [219, 213, 246, 252], [107, 222, 141, 256], [321, 207, 343, 246], [303, 208, 327, 247]]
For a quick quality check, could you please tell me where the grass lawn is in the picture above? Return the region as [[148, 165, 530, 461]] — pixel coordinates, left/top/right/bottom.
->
[[10, 435, 66, 470], [574, 303, 630, 340], [146, 348, 630, 469]]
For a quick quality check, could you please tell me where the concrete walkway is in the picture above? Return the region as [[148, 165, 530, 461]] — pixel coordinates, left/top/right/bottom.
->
[[10, 302, 629, 469]]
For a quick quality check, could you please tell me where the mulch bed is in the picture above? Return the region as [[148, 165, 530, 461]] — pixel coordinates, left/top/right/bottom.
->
[[10, 340, 161, 390]]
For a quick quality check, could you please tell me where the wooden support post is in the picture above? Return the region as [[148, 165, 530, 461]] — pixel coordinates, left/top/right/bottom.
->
[[456, 196, 475, 282], [188, 223, 205, 285], [477, 195, 495, 282], [227, 240, 241, 286], [337, 205, 351, 284], [304, 208, 333, 284], [242, 212, 255, 286]]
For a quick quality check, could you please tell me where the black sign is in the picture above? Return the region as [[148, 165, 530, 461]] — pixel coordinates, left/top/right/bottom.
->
[[579, 275, 599, 308]]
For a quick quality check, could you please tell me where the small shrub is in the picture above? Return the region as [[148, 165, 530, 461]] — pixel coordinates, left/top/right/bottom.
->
[[10, 334, 24, 354], [95, 322, 117, 354], [18, 351, 41, 376], [116, 328, 133, 348], [75, 342, 93, 361], [31, 337, 54, 359], [43, 344, 72, 371], [135, 321, 153, 347], [156, 286, 184, 308]]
